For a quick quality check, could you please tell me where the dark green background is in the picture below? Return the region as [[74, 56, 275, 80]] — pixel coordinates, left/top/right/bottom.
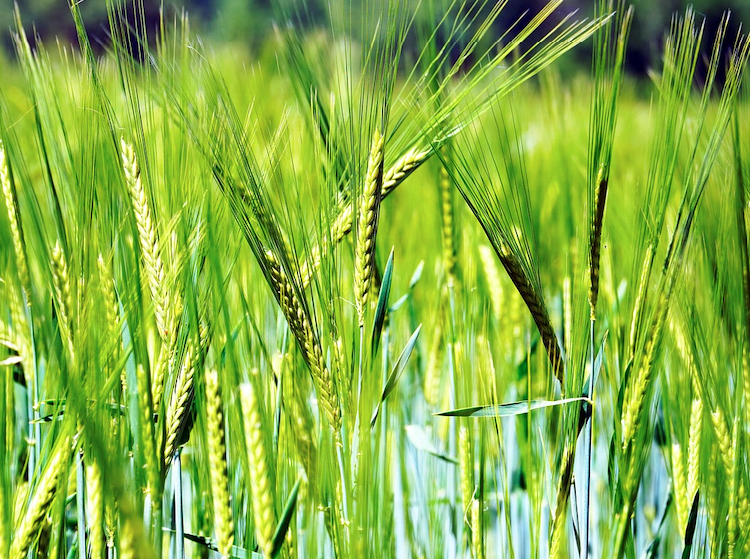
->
[[1, 0, 747, 74]]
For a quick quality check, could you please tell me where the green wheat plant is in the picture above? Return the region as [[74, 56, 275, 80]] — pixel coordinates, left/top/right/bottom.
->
[[0, 0, 748, 558]]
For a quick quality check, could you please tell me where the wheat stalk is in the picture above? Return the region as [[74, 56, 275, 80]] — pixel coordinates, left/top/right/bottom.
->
[[205, 369, 234, 558]]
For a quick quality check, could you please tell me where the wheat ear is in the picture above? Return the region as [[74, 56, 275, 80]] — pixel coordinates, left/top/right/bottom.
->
[[163, 342, 197, 468], [440, 163, 457, 282], [266, 250, 341, 432], [496, 241, 563, 384], [51, 240, 74, 358], [300, 145, 431, 289], [0, 141, 30, 295], [121, 138, 170, 342], [241, 382, 275, 557], [588, 164, 608, 319], [86, 452, 104, 559], [11, 437, 70, 559], [355, 130, 384, 326], [205, 369, 234, 558]]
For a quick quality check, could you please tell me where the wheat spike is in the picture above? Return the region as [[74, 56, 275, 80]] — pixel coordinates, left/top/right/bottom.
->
[[121, 137, 170, 342], [471, 497, 484, 559], [628, 243, 654, 357], [87, 453, 104, 559], [301, 145, 431, 289], [440, 163, 456, 282], [355, 129, 384, 326], [163, 342, 197, 468], [588, 164, 608, 319], [11, 437, 70, 559], [51, 240, 74, 358], [496, 240, 563, 384], [205, 369, 234, 558], [266, 250, 341, 431], [241, 382, 275, 557], [671, 443, 688, 530], [0, 140, 30, 295], [458, 425, 473, 522]]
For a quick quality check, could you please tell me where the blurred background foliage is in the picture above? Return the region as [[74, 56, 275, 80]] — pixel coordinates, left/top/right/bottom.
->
[[0, 0, 748, 74]]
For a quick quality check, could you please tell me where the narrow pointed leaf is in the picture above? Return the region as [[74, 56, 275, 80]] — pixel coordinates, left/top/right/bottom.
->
[[371, 247, 395, 356], [434, 397, 590, 417], [371, 324, 422, 427], [271, 475, 303, 558], [682, 491, 700, 559]]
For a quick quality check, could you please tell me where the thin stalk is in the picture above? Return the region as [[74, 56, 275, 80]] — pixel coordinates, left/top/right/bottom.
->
[[174, 448, 184, 559], [582, 320, 595, 559], [76, 449, 87, 559]]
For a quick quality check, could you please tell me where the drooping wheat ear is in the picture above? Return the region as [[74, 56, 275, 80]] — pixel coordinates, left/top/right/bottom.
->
[[266, 250, 341, 432], [86, 453, 104, 559], [241, 382, 275, 557], [135, 364, 158, 504], [205, 369, 234, 558], [120, 138, 170, 342], [300, 145, 431, 289], [588, 164, 608, 320], [549, 443, 574, 559], [471, 497, 484, 559], [0, 141, 29, 295], [628, 243, 654, 357], [458, 425, 474, 523], [440, 163, 456, 283], [671, 443, 688, 530], [11, 436, 70, 559], [687, 398, 702, 502], [496, 240, 563, 385], [51, 240, 74, 358], [355, 129, 385, 326], [163, 342, 197, 469]]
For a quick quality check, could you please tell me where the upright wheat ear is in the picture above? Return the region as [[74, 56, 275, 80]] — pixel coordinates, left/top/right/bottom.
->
[[51, 240, 74, 358], [11, 437, 71, 559], [121, 138, 169, 342], [205, 369, 234, 558], [588, 164, 608, 319], [241, 382, 275, 557], [355, 129, 384, 326], [300, 145, 431, 289], [0, 141, 29, 296]]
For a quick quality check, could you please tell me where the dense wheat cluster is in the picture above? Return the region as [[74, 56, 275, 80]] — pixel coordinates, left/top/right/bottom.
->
[[1, 0, 749, 557]]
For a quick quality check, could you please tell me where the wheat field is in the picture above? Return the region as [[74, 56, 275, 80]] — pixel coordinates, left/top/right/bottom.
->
[[0, 1, 749, 558]]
